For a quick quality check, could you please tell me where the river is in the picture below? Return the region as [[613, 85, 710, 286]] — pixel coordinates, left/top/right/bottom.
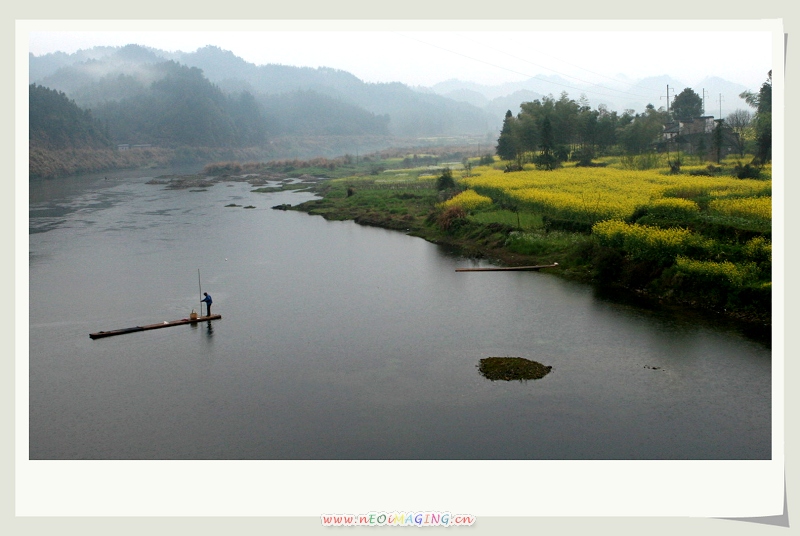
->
[[27, 169, 772, 460]]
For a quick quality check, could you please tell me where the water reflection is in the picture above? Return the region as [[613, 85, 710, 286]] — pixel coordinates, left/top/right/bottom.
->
[[591, 284, 771, 348]]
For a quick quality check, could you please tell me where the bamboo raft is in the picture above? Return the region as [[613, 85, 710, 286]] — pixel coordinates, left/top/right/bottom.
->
[[455, 263, 559, 272], [90, 314, 222, 339]]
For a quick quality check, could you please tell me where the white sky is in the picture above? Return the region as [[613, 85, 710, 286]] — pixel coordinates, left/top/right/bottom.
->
[[25, 21, 776, 93]]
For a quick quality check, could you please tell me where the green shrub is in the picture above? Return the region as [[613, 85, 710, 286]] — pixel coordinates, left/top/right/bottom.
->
[[734, 160, 762, 179], [436, 167, 455, 190]]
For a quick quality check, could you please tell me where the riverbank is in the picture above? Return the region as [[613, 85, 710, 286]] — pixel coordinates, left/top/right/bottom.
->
[[28, 135, 417, 180], [285, 171, 771, 331]]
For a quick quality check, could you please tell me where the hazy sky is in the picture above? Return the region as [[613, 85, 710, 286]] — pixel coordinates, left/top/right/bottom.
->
[[25, 20, 777, 94]]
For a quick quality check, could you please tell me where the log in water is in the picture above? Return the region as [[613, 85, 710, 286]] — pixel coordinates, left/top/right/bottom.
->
[[90, 314, 222, 339], [455, 263, 559, 272]]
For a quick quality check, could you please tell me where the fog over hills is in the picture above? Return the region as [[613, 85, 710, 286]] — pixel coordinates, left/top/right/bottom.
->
[[30, 43, 755, 142], [31, 45, 492, 140]]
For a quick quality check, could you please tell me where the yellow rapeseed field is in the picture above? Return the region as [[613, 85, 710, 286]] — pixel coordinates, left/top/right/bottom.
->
[[709, 196, 772, 222], [592, 219, 710, 263], [675, 256, 759, 286], [440, 189, 493, 211], [462, 166, 771, 223]]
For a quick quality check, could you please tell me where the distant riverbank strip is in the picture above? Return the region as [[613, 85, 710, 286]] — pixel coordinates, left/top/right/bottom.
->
[[28, 135, 406, 180]]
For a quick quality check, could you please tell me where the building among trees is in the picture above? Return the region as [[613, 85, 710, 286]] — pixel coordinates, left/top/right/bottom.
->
[[659, 116, 739, 161]]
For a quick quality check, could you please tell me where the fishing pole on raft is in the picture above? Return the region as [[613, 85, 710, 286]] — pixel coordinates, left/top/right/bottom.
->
[[198, 268, 203, 317]]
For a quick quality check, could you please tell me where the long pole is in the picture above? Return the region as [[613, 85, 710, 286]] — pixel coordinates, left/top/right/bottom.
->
[[198, 269, 203, 316]]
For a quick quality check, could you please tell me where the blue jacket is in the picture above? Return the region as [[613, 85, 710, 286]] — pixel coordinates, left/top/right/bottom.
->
[[201, 294, 212, 304]]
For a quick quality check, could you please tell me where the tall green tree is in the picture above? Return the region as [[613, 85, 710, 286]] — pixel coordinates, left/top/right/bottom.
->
[[496, 110, 521, 161], [595, 104, 619, 153], [671, 88, 704, 121], [576, 107, 599, 161], [739, 72, 772, 164], [533, 116, 559, 170]]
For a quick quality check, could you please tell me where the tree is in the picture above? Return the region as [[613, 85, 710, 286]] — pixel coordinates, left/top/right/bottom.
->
[[436, 167, 455, 190], [533, 116, 559, 170], [575, 108, 599, 164], [496, 110, 520, 161], [671, 88, 704, 121], [726, 109, 752, 156], [754, 72, 772, 164], [595, 105, 619, 153], [619, 105, 668, 154], [739, 71, 772, 164]]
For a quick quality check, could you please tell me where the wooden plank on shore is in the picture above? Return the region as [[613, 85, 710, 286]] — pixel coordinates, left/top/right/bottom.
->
[[455, 263, 559, 272], [90, 314, 222, 339]]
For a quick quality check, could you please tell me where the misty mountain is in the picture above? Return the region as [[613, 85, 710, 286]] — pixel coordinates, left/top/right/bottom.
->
[[435, 88, 490, 108], [259, 90, 390, 136], [179, 46, 366, 97], [88, 61, 267, 147], [429, 72, 752, 122], [691, 76, 752, 116], [29, 43, 757, 151], [28, 46, 125, 82], [180, 46, 492, 138], [30, 44, 492, 140]]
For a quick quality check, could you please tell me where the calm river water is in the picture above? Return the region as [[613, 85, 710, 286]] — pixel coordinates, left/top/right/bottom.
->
[[28, 169, 772, 460]]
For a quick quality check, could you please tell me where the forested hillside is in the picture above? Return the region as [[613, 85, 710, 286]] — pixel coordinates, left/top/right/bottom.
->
[[89, 61, 268, 147], [29, 83, 112, 149], [30, 44, 491, 141]]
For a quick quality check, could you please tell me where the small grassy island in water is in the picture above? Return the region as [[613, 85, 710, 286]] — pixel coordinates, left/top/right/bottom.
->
[[478, 357, 553, 381]]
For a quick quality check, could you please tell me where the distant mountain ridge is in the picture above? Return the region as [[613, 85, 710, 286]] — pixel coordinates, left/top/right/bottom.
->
[[29, 43, 754, 145], [428, 72, 751, 120], [30, 45, 492, 140]]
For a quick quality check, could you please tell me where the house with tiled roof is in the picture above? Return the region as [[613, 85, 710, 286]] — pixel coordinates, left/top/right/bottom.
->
[[659, 116, 738, 159]]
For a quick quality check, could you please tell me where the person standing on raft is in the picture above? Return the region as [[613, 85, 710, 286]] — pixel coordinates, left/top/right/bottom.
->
[[201, 292, 213, 316]]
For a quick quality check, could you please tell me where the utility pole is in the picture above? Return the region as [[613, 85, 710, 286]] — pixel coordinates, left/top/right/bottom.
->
[[702, 89, 710, 115], [661, 85, 673, 167], [718, 94, 724, 120], [661, 85, 672, 115]]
